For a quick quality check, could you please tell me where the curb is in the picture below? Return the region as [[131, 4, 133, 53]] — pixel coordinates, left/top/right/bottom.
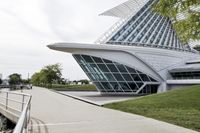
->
[[50, 90, 102, 107]]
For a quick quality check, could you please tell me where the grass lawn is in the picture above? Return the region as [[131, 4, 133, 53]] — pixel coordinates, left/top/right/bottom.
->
[[48, 84, 97, 91], [104, 85, 200, 132]]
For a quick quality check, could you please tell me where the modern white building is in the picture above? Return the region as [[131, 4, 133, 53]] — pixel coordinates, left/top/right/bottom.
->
[[48, 0, 200, 95]]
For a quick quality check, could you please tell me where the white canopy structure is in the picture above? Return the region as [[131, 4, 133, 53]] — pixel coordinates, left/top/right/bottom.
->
[[100, 0, 149, 18]]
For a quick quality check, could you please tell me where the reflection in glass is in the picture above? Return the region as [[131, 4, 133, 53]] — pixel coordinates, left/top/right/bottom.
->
[[73, 54, 158, 94]]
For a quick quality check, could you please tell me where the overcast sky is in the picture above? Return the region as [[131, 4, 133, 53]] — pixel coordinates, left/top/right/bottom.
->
[[0, 0, 126, 80]]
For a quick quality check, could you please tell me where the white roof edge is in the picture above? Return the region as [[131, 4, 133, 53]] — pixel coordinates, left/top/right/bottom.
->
[[100, 0, 149, 18], [47, 42, 198, 56], [47, 42, 129, 53]]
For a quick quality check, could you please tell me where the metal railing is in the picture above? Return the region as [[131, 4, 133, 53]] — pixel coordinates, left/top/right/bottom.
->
[[0, 85, 11, 89], [95, 14, 132, 44], [0, 90, 32, 133]]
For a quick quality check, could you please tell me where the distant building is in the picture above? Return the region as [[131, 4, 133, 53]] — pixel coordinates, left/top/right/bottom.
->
[[48, 0, 200, 95]]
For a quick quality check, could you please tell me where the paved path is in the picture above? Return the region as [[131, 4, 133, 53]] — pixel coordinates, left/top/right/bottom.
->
[[23, 87, 198, 133]]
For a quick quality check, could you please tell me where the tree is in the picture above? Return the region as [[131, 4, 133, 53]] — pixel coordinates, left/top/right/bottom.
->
[[31, 72, 41, 85], [79, 79, 89, 84], [31, 63, 62, 86], [41, 63, 62, 85], [152, 0, 200, 44], [8, 73, 22, 85], [0, 78, 2, 84], [22, 79, 30, 84], [59, 78, 67, 85]]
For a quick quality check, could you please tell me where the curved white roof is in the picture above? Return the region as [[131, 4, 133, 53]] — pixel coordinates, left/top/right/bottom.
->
[[100, 0, 149, 18]]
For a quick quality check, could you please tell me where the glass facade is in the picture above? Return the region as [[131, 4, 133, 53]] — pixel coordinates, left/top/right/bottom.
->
[[171, 71, 200, 80], [105, 0, 191, 52], [73, 54, 159, 95]]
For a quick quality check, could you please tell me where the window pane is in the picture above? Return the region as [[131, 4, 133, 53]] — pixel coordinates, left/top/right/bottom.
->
[[136, 83, 143, 88], [86, 64, 96, 73], [81, 55, 93, 63], [107, 64, 118, 72], [79, 64, 89, 72], [131, 74, 142, 81], [101, 82, 113, 92], [116, 64, 127, 73], [104, 73, 115, 81], [97, 64, 109, 72], [92, 57, 103, 63], [122, 74, 132, 81], [119, 82, 132, 92], [140, 74, 150, 81], [98, 74, 107, 81], [128, 82, 138, 91], [84, 65, 92, 73], [94, 82, 105, 92], [87, 73, 96, 81], [90, 64, 99, 73], [103, 59, 113, 63], [110, 82, 123, 92], [73, 55, 83, 63], [92, 73, 101, 81], [126, 66, 137, 73], [113, 74, 124, 81]]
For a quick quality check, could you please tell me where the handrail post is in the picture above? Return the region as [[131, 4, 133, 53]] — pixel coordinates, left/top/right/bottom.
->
[[28, 96, 31, 122], [21, 95, 25, 111], [6, 92, 8, 110], [24, 110, 28, 131]]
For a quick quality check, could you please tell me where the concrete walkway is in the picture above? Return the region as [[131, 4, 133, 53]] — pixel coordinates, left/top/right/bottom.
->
[[23, 87, 198, 133]]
